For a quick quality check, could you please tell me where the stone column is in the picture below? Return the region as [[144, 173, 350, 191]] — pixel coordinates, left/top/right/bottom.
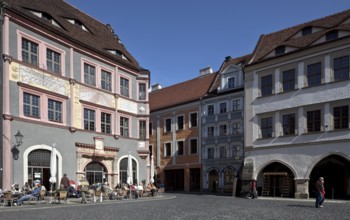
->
[[294, 178, 309, 199]]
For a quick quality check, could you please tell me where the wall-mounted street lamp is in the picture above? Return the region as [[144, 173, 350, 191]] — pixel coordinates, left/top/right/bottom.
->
[[11, 130, 23, 160]]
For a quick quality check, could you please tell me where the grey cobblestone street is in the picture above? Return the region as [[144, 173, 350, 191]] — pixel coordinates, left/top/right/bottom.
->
[[0, 194, 349, 220]]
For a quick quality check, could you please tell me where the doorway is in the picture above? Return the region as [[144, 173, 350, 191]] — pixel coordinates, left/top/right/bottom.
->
[[208, 169, 219, 193], [27, 149, 53, 190], [85, 161, 107, 185], [309, 155, 350, 199], [259, 162, 295, 197]]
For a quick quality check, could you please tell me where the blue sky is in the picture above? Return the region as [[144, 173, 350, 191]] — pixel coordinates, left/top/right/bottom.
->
[[66, 0, 349, 88]]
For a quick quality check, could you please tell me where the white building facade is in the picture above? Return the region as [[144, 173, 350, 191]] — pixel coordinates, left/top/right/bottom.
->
[[243, 10, 350, 199]]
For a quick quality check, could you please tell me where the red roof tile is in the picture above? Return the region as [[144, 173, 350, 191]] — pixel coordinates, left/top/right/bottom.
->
[[150, 73, 217, 111]]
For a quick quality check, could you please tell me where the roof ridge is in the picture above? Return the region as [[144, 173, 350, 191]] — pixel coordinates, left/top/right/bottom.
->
[[264, 8, 350, 37], [64, 1, 113, 34]]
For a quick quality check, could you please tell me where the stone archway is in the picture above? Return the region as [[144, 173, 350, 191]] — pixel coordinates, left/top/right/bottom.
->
[[259, 162, 295, 198], [309, 155, 350, 200]]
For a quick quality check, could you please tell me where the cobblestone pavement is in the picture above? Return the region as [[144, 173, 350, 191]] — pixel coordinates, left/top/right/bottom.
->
[[0, 194, 349, 220]]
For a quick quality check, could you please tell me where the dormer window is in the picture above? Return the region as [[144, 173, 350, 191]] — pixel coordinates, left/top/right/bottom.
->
[[301, 26, 312, 36], [326, 30, 339, 41], [275, 46, 286, 56], [67, 19, 89, 32], [30, 10, 61, 28], [107, 50, 129, 61]]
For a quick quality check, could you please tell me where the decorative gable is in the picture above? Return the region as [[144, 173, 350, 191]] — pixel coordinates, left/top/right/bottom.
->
[[219, 65, 243, 91]]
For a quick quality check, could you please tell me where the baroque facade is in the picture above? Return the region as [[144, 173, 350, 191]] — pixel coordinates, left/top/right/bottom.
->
[[243, 9, 350, 199], [200, 55, 250, 193], [1, 0, 150, 190]]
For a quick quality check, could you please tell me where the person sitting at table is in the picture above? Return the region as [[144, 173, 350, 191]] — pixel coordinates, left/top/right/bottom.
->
[[22, 182, 32, 195], [146, 182, 157, 196], [137, 183, 144, 197], [11, 183, 21, 194], [17, 184, 42, 206]]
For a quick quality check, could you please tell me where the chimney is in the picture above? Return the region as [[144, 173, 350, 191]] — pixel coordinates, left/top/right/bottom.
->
[[151, 84, 162, 91], [225, 56, 232, 62], [199, 67, 213, 76]]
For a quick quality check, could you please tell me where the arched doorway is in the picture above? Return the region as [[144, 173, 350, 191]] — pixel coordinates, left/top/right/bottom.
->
[[309, 155, 350, 199], [84, 161, 107, 185], [222, 167, 237, 193], [259, 162, 295, 197], [208, 169, 219, 193], [28, 149, 53, 190], [119, 158, 137, 184]]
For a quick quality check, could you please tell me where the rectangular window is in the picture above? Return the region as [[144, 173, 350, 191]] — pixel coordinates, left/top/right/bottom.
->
[[326, 30, 338, 41], [307, 63, 321, 86], [84, 63, 96, 86], [208, 148, 214, 159], [307, 110, 321, 132], [22, 38, 38, 66], [101, 70, 112, 91], [139, 120, 146, 140], [190, 112, 198, 127], [232, 122, 241, 134], [261, 75, 273, 96], [165, 118, 171, 132], [101, 112, 111, 134], [177, 141, 184, 156], [232, 99, 240, 111], [48, 99, 62, 122], [177, 115, 184, 130], [190, 139, 197, 154], [219, 124, 227, 136], [120, 77, 129, 97], [282, 69, 295, 92], [149, 122, 153, 136], [207, 126, 214, 137], [84, 108, 95, 131], [220, 147, 226, 158], [282, 114, 295, 135], [228, 77, 235, 88], [334, 106, 349, 130], [208, 105, 214, 116], [46, 49, 61, 73], [334, 56, 349, 81], [23, 93, 40, 118], [275, 46, 285, 55], [120, 117, 129, 136], [261, 117, 273, 138], [139, 83, 146, 100], [165, 143, 171, 157], [219, 102, 227, 114], [302, 27, 312, 36]]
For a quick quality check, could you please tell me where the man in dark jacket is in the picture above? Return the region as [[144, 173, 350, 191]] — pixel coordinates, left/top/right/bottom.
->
[[60, 173, 70, 190]]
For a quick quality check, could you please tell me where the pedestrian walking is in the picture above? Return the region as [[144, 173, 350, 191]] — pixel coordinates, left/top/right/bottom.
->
[[250, 179, 258, 199], [78, 174, 89, 204], [315, 177, 325, 208]]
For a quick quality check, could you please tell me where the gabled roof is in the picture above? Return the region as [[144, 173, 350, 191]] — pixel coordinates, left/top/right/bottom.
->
[[204, 54, 251, 98], [4, 0, 140, 70], [219, 54, 252, 73], [150, 73, 217, 112], [249, 9, 350, 64]]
